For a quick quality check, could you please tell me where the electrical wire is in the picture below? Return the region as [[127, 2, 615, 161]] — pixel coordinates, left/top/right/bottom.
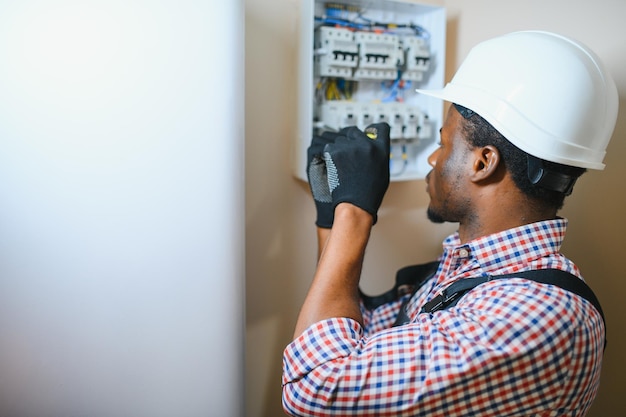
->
[[314, 14, 430, 38], [381, 73, 413, 103], [390, 143, 409, 177], [319, 77, 357, 101]]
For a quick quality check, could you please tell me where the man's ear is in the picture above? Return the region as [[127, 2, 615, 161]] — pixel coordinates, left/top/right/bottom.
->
[[470, 145, 501, 182]]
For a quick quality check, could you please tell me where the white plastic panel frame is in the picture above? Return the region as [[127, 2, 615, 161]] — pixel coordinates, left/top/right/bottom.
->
[[295, 0, 446, 182]]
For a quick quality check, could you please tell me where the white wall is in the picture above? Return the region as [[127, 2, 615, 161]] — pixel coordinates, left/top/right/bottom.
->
[[245, 0, 626, 416], [0, 1, 244, 416]]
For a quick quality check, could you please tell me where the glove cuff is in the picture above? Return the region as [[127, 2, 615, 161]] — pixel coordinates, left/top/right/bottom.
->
[[314, 200, 334, 229], [332, 199, 378, 225]]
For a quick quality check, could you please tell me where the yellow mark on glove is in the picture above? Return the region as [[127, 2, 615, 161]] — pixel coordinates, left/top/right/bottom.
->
[[365, 127, 378, 139]]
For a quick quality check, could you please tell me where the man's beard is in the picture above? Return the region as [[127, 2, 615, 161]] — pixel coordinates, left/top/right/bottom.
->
[[426, 207, 446, 224]]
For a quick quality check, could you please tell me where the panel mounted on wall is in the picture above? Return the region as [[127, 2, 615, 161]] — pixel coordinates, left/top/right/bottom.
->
[[295, 0, 446, 181]]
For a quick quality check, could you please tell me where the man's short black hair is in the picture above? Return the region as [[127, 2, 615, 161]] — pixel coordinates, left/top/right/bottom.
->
[[455, 104, 586, 210]]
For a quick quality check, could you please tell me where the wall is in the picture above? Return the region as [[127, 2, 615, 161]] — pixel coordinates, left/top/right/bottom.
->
[[245, 0, 626, 416], [0, 1, 244, 416]]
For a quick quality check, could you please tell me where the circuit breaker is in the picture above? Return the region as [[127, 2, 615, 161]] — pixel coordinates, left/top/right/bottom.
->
[[294, 0, 446, 181]]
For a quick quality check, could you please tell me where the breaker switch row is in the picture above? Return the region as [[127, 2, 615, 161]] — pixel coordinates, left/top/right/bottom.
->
[[318, 101, 432, 141], [314, 26, 431, 81]]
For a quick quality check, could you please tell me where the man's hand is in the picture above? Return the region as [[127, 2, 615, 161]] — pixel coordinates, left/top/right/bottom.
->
[[323, 123, 391, 224]]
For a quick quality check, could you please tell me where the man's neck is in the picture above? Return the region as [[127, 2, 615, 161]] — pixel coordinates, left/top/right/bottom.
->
[[457, 203, 557, 244]]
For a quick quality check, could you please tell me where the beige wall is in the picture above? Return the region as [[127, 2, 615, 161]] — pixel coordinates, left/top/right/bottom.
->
[[245, 1, 626, 416]]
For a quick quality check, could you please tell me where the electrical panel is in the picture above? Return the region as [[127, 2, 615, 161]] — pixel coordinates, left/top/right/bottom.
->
[[294, 0, 446, 181]]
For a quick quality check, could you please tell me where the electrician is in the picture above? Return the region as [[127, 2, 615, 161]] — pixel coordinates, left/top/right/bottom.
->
[[282, 31, 618, 417]]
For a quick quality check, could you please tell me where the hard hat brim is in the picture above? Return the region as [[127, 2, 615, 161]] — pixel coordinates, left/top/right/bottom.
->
[[416, 85, 608, 170]]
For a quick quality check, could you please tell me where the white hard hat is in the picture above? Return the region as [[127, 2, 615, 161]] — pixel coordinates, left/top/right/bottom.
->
[[417, 31, 619, 170]]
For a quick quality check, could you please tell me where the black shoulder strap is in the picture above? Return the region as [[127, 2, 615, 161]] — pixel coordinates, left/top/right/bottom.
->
[[420, 269, 606, 346], [360, 261, 439, 310]]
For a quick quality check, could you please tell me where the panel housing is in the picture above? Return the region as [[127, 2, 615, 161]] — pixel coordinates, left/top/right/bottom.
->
[[295, 0, 446, 181]]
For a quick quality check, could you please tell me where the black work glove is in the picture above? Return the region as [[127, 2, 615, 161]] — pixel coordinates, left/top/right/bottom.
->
[[323, 123, 391, 224], [307, 130, 340, 228]]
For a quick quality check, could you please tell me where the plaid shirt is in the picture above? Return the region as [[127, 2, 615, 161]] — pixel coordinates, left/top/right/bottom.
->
[[283, 219, 605, 416]]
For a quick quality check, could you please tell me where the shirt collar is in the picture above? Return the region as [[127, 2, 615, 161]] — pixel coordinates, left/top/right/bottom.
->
[[441, 218, 568, 271]]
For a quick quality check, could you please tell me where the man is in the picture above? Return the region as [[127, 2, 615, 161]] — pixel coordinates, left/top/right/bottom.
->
[[283, 31, 618, 416]]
